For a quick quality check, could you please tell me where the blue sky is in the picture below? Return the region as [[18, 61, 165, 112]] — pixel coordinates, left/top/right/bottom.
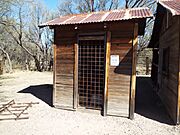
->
[[43, 0, 59, 10], [43, 0, 125, 11]]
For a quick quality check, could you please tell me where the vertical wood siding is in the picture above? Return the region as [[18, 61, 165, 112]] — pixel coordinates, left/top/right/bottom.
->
[[107, 23, 134, 117], [54, 28, 76, 109], [178, 16, 180, 124], [158, 16, 180, 123], [53, 22, 136, 117]]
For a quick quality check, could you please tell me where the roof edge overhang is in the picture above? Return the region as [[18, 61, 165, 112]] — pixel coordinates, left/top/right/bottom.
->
[[39, 18, 150, 36], [39, 7, 153, 34], [159, 0, 180, 16], [148, 0, 180, 48], [38, 17, 153, 28]]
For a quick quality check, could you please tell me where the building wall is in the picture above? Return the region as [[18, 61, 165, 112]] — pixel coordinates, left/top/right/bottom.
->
[[107, 23, 134, 117], [178, 16, 180, 124], [151, 48, 159, 86], [158, 13, 180, 123], [54, 28, 76, 109], [53, 22, 136, 117]]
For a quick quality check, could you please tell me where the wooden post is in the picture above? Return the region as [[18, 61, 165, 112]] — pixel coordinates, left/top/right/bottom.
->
[[0, 60, 3, 75], [103, 31, 111, 116], [25, 59, 29, 71], [53, 44, 56, 106], [178, 52, 180, 124], [74, 43, 78, 109], [129, 23, 138, 119], [146, 57, 150, 75], [177, 17, 180, 124]]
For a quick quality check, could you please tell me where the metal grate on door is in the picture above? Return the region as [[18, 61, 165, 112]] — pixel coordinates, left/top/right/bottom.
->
[[78, 39, 105, 110]]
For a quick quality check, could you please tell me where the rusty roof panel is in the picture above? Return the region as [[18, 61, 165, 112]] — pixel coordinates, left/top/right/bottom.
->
[[82, 12, 105, 23], [39, 7, 153, 27], [45, 16, 73, 26], [104, 11, 125, 21], [130, 8, 152, 18], [159, 0, 180, 15], [65, 15, 88, 24]]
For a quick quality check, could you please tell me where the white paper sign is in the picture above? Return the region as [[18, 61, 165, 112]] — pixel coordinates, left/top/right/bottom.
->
[[110, 55, 119, 66]]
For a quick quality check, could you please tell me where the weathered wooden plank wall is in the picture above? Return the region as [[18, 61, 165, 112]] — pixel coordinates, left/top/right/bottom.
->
[[53, 22, 137, 117], [158, 14, 180, 123], [178, 16, 180, 124], [54, 28, 76, 109], [107, 23, 134, 117]]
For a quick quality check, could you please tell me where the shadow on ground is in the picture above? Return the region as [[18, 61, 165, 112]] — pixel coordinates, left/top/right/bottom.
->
[[135, 77, 173, 125], [18, 84, 53, 107], [18, 78, 173, 124]]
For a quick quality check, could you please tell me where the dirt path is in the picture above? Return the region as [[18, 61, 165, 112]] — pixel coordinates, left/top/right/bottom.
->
[[0, 71, 179, 135]]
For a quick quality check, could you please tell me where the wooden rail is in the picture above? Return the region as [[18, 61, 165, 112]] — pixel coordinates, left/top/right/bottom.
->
[[0, 100, 39, 121]]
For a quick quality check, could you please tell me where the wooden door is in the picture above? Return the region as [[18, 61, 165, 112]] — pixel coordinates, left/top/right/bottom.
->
[[78, 36, 105, 110]]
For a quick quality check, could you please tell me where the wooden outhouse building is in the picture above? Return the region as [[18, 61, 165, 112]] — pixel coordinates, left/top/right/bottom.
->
[[40, 8, 152, 119], [149, 0, 180, 124]]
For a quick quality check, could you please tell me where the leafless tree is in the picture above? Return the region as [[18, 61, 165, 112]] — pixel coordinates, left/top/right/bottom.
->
[[2, 0, 53, 71], [0, 0, 14, 73], [0, 45, 13, 73], [26, 2, 54, 71], [0, 0, 12, 23], [124, 0, 156, 53], [58, 0, 120, 15], [125, 0, 156, 9]]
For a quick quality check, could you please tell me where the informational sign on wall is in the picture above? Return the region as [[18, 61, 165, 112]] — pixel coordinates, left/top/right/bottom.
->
[[110, 55, 119, 66]]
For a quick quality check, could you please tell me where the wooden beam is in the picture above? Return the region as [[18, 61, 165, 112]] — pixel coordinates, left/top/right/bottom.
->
[[53, 44, 57, 106], [111, 39, 132, 44], [103, 31, 111, 116], [78, 36, 104, 41], [177, 17, 180, 124], [129, 23, 138, 120], [73, 43, 78, 109]]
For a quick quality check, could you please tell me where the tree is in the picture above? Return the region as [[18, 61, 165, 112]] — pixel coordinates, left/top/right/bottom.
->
[[3, 0, 38, 70], [124, 0, 156, 53], [0, 0, 12, 24], [58, 0, 121, 15], [0, 0, 14, 73], [2, 0, 54, 71], [26, 2, 54, 71], [0, 44, 13, 73], [125, 0, 156, 9]]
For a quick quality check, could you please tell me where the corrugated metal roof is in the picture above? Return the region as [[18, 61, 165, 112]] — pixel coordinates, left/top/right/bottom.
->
[[159, 0, 180, 16], [40, 7, 152, 27], [149, 0, 180, 48]]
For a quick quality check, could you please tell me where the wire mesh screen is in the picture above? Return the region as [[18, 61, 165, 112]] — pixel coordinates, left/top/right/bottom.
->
[[78, 39, 105, 110]]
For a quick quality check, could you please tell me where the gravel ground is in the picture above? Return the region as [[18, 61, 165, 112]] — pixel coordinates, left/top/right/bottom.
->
[[0, 71, 179, 135]]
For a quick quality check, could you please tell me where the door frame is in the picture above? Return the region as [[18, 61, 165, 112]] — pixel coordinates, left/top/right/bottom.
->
[[73, 32, 108, 114]]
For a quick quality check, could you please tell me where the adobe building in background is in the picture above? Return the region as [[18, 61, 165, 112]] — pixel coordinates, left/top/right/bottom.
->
[[40, 7, 152, 119], [149, 0, 180, 124]]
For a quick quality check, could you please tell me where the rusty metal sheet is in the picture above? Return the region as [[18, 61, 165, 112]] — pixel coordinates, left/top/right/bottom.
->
[[39, 7, 153, 27], [104, 11, 125, 21], [82, 12, 105, 23], [160, 0, 180, 16]]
